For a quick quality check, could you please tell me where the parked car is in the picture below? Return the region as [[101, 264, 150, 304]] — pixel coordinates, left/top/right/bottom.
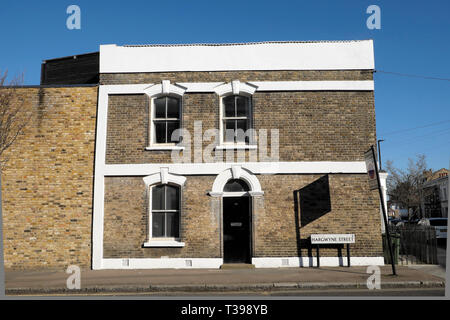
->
[[393, 219, 418, 227], [388, 218, 401, 226], [417, 218, 448, 239]]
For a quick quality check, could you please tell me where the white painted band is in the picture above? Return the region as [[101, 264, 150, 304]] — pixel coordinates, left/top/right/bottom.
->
[[103, 161, 367, 176], [100, 258, 223, 269], [96, 257, 384, 269], [100, 81, 374, 94], [252, 257, 385, 268], [100, 41, 375, 73], [249, 80, 374, 91]]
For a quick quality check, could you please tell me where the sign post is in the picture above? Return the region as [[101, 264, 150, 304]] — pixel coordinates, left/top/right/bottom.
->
[[311, 234, 355, 268], [365, 145, 397, 275]]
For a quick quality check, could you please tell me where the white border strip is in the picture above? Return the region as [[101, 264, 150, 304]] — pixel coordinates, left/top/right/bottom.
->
[[103, 161, 367, 176], [92, 86, 108, 270], [99, 257, 383, 269], [249, 80, 374, 91], [102, 258, 223, 269], [252, 257, 385, 268], [101, 81, 374, 94]]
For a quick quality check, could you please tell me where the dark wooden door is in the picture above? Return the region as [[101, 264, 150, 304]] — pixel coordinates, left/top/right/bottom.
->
[[223, 197, 251, 263]]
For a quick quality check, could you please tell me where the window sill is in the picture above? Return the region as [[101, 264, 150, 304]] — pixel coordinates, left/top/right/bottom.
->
[[145, 146, 185, 151], [143, 240, 185, 247], [214, 144, 257, 150]]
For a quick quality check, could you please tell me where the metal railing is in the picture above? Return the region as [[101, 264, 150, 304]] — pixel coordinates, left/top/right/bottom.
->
[[386, 225, 438, 265]]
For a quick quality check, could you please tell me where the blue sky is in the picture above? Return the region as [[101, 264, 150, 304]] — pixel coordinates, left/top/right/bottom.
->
[[1, 0, 449, 171]]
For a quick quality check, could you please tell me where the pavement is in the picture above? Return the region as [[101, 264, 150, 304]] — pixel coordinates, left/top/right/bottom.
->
[[407, 264, 446, 280], [437, 245, 447, 267], [4, 265, 446, 296]]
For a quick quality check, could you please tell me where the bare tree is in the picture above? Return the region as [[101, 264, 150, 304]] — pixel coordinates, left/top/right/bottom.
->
[[0, 70, 28, 291], [386, 154, 428, 220], [0, 70, 29, 166]]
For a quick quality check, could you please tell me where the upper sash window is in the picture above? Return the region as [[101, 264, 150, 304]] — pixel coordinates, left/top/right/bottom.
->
[[152, 96, 181, 144], [222, 95, 252, 144]]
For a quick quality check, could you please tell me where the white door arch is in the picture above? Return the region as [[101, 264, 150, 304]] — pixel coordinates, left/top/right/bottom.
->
[[209, 165, 263, 197]]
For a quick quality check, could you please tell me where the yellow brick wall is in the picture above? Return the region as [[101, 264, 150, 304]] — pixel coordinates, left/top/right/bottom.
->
[[102, 174, 382, 259], [1, 86, 98, 270], [105, 91, 375, 164]]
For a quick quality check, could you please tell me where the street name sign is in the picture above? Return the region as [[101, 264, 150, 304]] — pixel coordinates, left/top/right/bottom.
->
[[310, 234, 355, 244]]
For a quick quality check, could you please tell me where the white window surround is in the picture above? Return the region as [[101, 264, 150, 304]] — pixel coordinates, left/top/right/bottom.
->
[[215, 80, 257, 149], [213, 80, 257, 96], [144, 80, 187, 150], [144, 80, 187, 97], [142, 168, 186, 247], [209, 165, 263, 197]]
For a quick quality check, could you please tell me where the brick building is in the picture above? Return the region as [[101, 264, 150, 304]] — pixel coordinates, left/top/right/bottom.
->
[[2, 40, 385, 270], [422, 169, 449, 218]]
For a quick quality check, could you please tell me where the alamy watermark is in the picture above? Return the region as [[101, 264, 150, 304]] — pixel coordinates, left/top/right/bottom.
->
[[366, 5, 381, 30], [166, 123, 280, 167], [66, 5, 81, 30], [66, 265, 81, 289], [366, 265, 381, 289]]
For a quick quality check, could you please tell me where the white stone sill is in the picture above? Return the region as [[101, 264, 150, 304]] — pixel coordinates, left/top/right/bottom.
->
[[145, 146, 185, 151], [214, 144, 257, 150], [143, 240, 185, 247]]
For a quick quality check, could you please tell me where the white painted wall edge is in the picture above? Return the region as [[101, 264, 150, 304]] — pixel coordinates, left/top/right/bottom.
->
[[103, 161, 367, 176], [97, 257, 384, 269], [249, 80, 374, 91], [100, 81, 374, 94], [100, 258, 224, 270], [252, 257, 385, 268], [92, 86, 108, 270], [100, 41, 374, 73]]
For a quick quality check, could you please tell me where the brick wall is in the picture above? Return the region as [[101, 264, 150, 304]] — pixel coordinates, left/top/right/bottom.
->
[[102, 174, 382, 258], [105, 91, 375, 164], [103, 176, 221, 258], [102, 69, 380, 261], [255, 174, 382, 257], [1, 86, 97, 270]]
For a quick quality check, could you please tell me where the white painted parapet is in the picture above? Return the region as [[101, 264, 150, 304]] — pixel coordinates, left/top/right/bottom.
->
[[100, 40, 375, 73]]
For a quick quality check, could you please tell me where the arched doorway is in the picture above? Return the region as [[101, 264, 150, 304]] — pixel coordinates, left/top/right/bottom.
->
[[222, 179, 252, 264], [209, 167, 264, 265]]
